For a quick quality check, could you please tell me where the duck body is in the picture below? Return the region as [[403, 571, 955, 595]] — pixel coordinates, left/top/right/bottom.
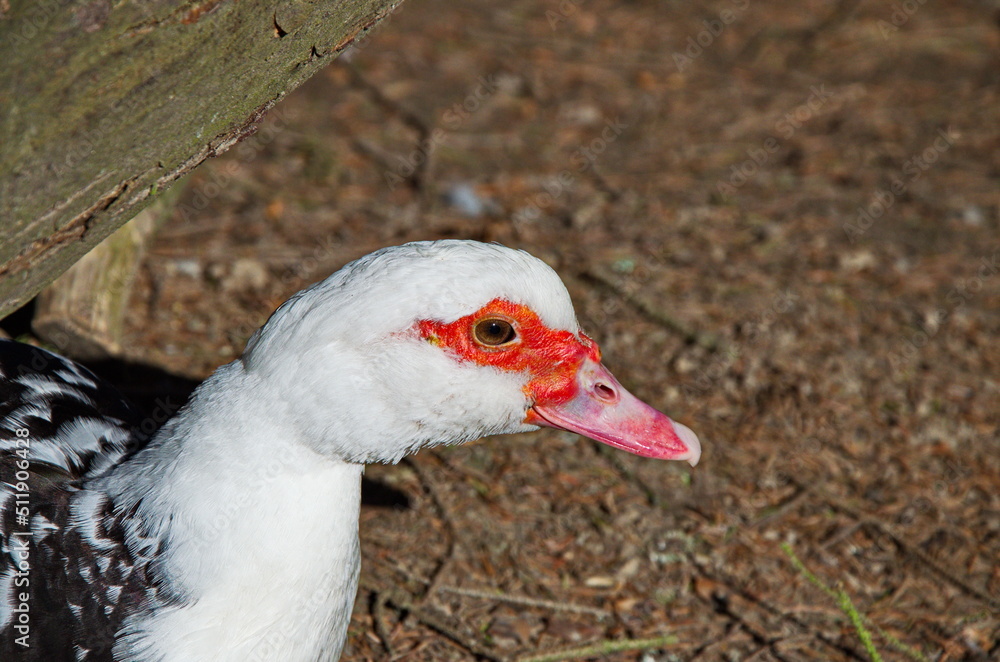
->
[[1, 240, 699, 661], [2, 347, 363, 662]]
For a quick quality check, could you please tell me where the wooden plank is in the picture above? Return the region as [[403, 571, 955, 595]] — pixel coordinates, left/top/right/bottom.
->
[[0, 0, 404, 318], [31, 200, 166, 360]]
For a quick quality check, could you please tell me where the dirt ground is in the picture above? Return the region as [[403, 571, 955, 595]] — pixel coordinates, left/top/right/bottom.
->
[[24, 0, 1000, 660]]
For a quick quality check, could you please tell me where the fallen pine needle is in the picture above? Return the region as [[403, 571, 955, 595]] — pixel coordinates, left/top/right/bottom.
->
[[438, 585, 611, 619], [836, 587, 883, 662], [781, 542, 929, 662]]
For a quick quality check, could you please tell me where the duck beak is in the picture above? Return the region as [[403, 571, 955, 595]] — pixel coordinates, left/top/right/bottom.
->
[[527, 359, 701, 466]]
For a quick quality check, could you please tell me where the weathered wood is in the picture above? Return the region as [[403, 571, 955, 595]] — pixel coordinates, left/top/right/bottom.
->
[[31, 196, 170, 360], [0, 0, 403, 318]]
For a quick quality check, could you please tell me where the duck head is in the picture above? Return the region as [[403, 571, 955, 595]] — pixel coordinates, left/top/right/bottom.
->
[[240, 240, 700, 466]]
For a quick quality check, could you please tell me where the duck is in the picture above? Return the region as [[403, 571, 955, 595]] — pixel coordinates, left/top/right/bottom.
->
[[0, 240, 700, 662]]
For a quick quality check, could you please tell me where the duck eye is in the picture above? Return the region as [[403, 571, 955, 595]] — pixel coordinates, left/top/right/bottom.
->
[[473, 318, 517, 346]]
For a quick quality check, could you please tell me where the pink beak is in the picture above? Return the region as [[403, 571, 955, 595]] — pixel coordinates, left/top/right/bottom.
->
[[529, 359, 701, 466]]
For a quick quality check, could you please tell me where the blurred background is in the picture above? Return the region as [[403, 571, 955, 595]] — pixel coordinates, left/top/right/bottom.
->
[[10, 0, 999, 659]]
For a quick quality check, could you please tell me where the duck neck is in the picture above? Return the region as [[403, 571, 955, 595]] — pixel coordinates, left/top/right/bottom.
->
[[104, 360, 364, 662]]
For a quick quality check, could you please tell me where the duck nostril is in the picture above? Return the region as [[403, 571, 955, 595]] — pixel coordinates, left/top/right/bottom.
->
[[593, 382, 617, 402]]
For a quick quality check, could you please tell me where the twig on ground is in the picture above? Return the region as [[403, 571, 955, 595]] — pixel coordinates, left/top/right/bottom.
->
[[426, 449, 498, 503], [366, 556, 611, 619], [868, 521, 998, 613], [781, 542, 928, 662], [438, 585, 611, 620], [593, 442, 664, 509], [820, 520, 866, 551], [404, 456, 461, 603], [691, 576, 798, 662], [751, 484, 813, 528], [579, 269, 720, 352], [809, 482, 1000, 614], [339, 61, 433, 192], [687, 622, 741, 661], [512, 634, 678, 662], [340, 61, 429, 137], [788, 0, 862, 65], [585, 165, 623, 202], [371, 591, 396, 656], [734, 0, 860, 64], [687, 553, 870, 661], [359, 575, 505, 662]]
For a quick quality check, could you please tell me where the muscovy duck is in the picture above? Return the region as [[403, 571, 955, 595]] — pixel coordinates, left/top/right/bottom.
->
[[0, 240, 699, 661]]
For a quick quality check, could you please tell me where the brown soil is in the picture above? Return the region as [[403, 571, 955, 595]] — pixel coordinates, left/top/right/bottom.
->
[[95, 0, 1000, 659]]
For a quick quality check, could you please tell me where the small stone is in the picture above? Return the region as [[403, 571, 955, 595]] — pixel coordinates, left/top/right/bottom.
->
[[223, 258, 269, 292], [171, 259, 201, 279], [583, 575, 616, 588], [444, 183, 489, 217]]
